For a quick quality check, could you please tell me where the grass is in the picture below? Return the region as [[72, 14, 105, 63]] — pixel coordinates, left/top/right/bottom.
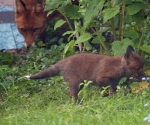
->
[[1, 81, 150, 125], [0, 47, 150, 125]]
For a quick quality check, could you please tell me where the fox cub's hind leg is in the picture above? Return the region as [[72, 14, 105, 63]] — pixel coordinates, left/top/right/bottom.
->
[[65, 75, 82, 100]]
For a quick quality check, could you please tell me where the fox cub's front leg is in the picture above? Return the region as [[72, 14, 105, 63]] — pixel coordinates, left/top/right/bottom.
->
[[96, 76, 118, 95]]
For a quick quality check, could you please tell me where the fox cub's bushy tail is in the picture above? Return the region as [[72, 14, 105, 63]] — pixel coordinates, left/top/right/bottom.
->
[[29, 65, 60, 79]]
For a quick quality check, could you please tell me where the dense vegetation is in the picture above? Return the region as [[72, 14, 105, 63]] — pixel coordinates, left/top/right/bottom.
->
[[1, 0, 150, 124], [45, 0, 150, 57]]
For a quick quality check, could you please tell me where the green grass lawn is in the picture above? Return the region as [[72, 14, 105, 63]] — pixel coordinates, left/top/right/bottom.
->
[[0, 47, 150, 125], [1, 81, 150, 125]]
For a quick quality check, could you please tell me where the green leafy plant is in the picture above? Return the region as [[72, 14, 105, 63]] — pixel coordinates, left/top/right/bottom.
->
[[78, 80, 93, 101], [0, 51, 20, 66], [45, 0, 150, 57]]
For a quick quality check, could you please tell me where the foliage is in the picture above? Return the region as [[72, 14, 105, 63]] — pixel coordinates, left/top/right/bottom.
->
[[45, 0, 150, 57], [112, 38, 134, 55], [0, 45, 64, 91], [44, 20, 67, 48], [0, 51, 20, 66]]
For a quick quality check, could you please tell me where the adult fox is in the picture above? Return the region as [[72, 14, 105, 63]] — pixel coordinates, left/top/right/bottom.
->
[[15, 0, 78, 48]]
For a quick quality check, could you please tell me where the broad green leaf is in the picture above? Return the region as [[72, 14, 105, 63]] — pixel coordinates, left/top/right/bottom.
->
[[127, 3, 145, 15], [54, 19, 66, 30], [84, 41, 92, 51], [119, 77, 127, 85], [112, 38, 134, 56], [103, 5, 120, 23], [59, 4, 82, 19], [124, 30, 139, 39], [91, 37, 100, 44], [63, 40, 75, 58], [84, 0, 105, 27], [132, 11, 145, 24], [125, 0, 133, 4], [63, 40, 74, 54], [124, 14, 133, 24], [45, 0, 71, 10], [140, 44, 150, 54], [45, 0, 66, 10], [74, 33, 92, 45], [91, 36, 105, 44]]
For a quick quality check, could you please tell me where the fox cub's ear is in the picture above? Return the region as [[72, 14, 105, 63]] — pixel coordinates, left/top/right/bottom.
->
[[126, 45, 135, 52], [124, 45, 135, 62]]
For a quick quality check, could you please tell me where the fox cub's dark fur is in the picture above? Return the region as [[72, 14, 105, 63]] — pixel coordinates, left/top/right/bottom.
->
[[29, 45, 145, 99]]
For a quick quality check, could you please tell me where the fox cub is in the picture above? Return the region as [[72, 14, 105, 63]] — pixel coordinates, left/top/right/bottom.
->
[[28, 45, 145, 100]]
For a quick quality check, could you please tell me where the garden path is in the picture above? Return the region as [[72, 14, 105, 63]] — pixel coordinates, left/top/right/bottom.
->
[[0, 0, 24, 50]]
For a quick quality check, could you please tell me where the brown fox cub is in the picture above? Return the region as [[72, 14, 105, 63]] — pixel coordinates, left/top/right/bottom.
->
[[28, 45, 145, 100]]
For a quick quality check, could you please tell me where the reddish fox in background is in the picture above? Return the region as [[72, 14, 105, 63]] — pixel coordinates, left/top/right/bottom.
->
[[15, 0, 47, 47], [15, 0, 78, 48], [27, 45, 145, 100]]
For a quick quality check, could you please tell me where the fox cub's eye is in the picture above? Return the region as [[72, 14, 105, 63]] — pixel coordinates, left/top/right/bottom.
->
[[137, 67, 141, 71], [33, 28, 39, 32], [20, 28, 26, 32]]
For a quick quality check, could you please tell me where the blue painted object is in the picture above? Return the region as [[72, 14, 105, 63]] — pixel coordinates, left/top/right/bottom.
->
[[0, 6, 24, 50], [0, 6, 15, 12]]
